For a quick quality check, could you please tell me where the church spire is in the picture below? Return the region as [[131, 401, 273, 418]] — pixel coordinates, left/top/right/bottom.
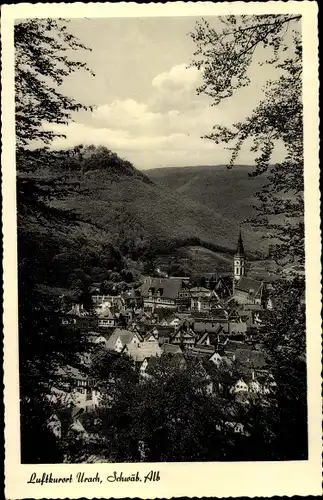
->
[[236, 230, 245, 256], [233, 230, 246, 282]]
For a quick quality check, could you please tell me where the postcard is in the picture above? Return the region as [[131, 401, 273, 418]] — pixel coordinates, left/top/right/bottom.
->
[[2, 1, 321, 498]]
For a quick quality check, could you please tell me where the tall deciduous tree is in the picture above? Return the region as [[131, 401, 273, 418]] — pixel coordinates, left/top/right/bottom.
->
[[15, 19, 95, 462], [190, 15, 303, 265], [15, 18, 93, 154], [96, 355, 237, 462], [190, 15, 307, 460]]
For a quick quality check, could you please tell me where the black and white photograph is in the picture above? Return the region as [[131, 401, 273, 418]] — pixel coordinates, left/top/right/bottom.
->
[[2, 1, 321, 498]]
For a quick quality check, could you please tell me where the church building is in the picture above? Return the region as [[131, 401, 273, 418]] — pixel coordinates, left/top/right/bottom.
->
[[232, 231, 264, 306]]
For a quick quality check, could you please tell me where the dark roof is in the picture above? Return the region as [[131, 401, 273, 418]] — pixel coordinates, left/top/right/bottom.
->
[[216, 275, 233, 288], [139, 278, 183, 299], [186, 346, 215, 358], [235, 231, 245, 256], [209, 307, 228, 319], [155, 325, 174, 335], [226, 348, 267, 369], [197, 331, 222, 346], [172, 325, 196, 339], [235, 277, 263, 297]]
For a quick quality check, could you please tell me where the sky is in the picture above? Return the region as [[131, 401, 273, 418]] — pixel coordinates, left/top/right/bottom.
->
[[44, 16, 291, 170]]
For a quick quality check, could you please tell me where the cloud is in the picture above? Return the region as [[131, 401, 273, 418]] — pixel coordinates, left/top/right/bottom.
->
[[44, 122, 217, 153], [150, 63, 204, 113], [92, 99, 161, 132], [152, 63, 201, 92], [45, 62, 286, 169]]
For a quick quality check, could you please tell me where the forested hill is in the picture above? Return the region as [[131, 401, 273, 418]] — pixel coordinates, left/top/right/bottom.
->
[[20, 146, 268, 291], [147, 165, 267, 231]]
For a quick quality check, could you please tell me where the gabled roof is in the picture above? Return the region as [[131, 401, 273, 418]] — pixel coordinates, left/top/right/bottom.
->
[[193, 320, 226, 335], [144, 330, 158, 341], [235, 277, 263, 297], [216, 275, 233, 287], [145, 356, 159, 372], [173, 325, 196, 338], [155, 325, 175, 336], [186, 345, 215, 358], [197, 331, 222, 346], [105, 328, 140, 349], [139, 278, 183, 299]]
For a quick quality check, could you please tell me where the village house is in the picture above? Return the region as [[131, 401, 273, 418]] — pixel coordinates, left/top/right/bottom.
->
[[214, 275, 233, 300], [121, 288, 143, 309], [189, 287, 212, 311], [225, 346, 267, 371], [208, 351, 223, 366], [91, 294, 125, 310], [52, 365, 101, 411], [170, 322, 196, 349], [230, 379, 249, 394], [139, 356, 159, 379], [97, 308, 117, 329], [144, 328, 159, 342], [151, 325, 174, 345], [62, 303, 97, 330], [192, 313, 229, 335], [176, 281, 191, 308], [164, 313, 182, 329], [233, 276, 264, 306], [139, 277, 185, 310], [229, 369, 274, 398], [125, 339, 162, 364], [105, 328, 142, 353]]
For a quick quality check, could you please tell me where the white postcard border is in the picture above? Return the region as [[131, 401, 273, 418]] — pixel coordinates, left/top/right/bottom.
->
[[2, 2, 321, 498]]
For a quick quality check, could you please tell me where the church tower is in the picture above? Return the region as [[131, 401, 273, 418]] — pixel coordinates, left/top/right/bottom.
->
[[233, 230, 246, 282]]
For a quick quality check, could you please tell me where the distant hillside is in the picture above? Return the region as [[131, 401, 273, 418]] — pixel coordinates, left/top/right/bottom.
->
[[21, 148, 271, 289], [52, 156, 268, 255], [147, 164, 268, 241]]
